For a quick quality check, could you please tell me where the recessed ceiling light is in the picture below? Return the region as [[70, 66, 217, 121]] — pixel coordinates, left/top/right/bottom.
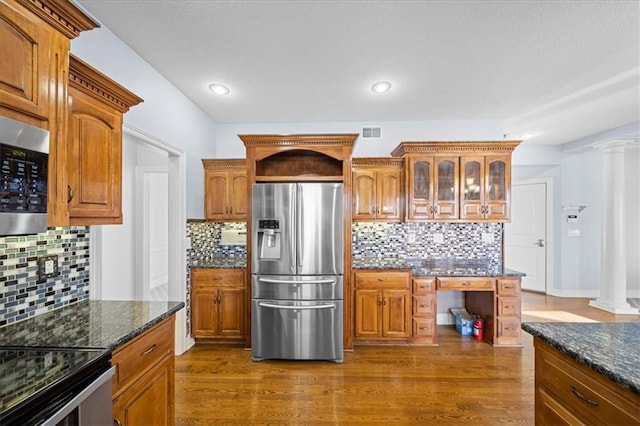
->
[[208, 83, 230, 95], [371, 81, 392, 94]]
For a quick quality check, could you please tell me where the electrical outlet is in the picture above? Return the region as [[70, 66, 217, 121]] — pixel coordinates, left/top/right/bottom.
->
[[482, 232, 494, 243], [433, 233, 444, 243], [407, 233, 416, 244], [37, 254, 59, 280]]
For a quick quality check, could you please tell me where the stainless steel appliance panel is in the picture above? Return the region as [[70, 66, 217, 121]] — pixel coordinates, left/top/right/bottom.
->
[[251, 299, 343, 362], [0, 116, 49, 236], [297, 183, 343, 275], [252, 275, 343, 300], [252, 183, 296, 275]]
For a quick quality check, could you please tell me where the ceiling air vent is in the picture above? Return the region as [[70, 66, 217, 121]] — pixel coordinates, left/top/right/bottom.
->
[[361, 126, 382, 139]]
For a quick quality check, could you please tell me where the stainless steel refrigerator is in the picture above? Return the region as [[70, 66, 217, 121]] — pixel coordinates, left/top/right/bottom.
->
[[251, 182, 343, 362]]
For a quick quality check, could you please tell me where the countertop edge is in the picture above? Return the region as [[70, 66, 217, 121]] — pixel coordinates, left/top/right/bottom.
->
[[521, 322, 640, 395], [107, 301, 185, 350]]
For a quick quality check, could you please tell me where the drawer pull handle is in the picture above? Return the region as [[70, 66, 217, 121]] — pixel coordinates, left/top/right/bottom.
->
[[461, 282, 470, 286], [570, 386, 599, 406], [504, 285, 513, 289], [505, 327, 514, 331], [141, 344, 157, 356], [420, 305, 428, 308], [505, 305, 514, 309]]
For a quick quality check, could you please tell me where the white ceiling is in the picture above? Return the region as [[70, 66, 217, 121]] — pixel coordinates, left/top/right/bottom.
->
[[76, 0, 640, 145]]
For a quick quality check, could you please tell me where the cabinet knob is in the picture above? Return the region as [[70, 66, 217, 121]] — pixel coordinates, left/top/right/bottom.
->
[[114, 418, 123, 426], [378, 298, 383, 306], [67, 185, 74, 203]]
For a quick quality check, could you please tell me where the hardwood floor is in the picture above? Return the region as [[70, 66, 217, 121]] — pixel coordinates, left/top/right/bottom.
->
[[175, 292, 639, 425]]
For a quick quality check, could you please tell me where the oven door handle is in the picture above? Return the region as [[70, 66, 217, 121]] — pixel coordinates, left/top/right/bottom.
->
[[258, 278, 336, 285], [258, 302, 336, 310]]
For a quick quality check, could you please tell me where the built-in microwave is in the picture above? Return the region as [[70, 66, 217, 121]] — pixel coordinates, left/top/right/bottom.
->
[[0, 116, 49, 236]]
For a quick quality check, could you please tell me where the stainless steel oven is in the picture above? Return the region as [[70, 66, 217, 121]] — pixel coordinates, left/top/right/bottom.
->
[[0, 115, 49, 236]]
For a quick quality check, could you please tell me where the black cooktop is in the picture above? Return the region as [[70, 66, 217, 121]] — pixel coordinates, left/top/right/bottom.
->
[[0, 347, 111, 425]]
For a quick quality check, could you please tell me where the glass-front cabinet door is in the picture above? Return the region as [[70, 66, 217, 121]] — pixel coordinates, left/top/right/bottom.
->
[[408, 157, 434, 220], [460, 157, 485, 220], [460, 155, 510, 220], [433, 157, 458, 219], [485, 155, 510, 220]]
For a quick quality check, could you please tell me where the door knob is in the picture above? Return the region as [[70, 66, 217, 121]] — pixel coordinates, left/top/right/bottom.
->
[[536, 239, 545, 247]]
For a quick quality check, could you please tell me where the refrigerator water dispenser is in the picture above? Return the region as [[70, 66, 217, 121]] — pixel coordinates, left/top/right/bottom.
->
[[257, 219, 281, 260]]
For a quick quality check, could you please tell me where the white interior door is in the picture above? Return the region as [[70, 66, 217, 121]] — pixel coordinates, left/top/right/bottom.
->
[[136, 166, 169, 301], [505, 182, 547, 292]]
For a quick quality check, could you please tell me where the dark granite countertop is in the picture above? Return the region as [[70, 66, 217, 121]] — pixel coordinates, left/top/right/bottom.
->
[[0, 300, 185, 350], [522, 322, 640, 395], [352, 257, 525, 277], [190, 257, 247, 269]]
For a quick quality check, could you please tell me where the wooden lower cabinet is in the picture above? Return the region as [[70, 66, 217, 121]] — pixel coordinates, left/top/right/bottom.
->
[[534, 338, 640, 425], [113, 354, 173, 426], [411, 277, 437, 345], [112, 316, 175, 426], [354, 270, 411, 342], [191, 268, 245, 340]]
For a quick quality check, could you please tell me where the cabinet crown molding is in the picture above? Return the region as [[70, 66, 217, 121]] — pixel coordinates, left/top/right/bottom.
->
[[17, 0, 99, 38], [240, 133, 359, 149], [202, 159, 247, 169], [391, 141, 521, 157], [69, 54, 143, 113], [352, 157, 404, 168]]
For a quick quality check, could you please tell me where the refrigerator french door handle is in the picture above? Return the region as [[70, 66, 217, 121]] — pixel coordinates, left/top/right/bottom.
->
[[258, 302, 336, 310], [296, 184, 303, 273], [258, 278, 336, 285]]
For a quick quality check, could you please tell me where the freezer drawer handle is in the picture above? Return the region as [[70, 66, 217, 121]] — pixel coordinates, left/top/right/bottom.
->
[[258, 302, 336, 310], [258, 278, 336, 285]]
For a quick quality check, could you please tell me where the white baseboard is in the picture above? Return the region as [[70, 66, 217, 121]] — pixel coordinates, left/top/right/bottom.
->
[[546, 288, 601, 298]]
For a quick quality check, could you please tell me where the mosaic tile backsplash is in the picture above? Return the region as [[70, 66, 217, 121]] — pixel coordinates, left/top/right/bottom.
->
[[0, 227, 90, 327], [352, 222, 503, 267], [187, 221, 247, 263], [187, 221, 502, 269]]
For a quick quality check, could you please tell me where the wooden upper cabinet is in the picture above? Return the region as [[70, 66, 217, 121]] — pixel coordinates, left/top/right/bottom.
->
[[392, 141, 519, 222], [0, 1, 51, 120], [406, 156, 458, 221], [202, 159, 247, 221], [67, 55, 143, 225], [460, 154, 511, 221], [0, 0, 99, 227], [352, 158, 403, 221]]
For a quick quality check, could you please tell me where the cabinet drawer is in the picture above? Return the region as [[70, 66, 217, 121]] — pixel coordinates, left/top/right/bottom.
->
[[495, 317, 521, 345], [412, 278, 435, 294], [112, 318, 174, 397], [437, 277, 494, 291], [192, 268, 244, 287], [497, 296, 520, 317], [413, 295, 435, 316], [355, 271, 410, 290], [496, 278, 520, 296], [536, 340, 640, 425], [412, 318, 435, 337]]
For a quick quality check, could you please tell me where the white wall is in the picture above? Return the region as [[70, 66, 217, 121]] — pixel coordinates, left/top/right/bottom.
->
[[626, 146, 640, 297], [215, 120, 504, 158], [71, 27, 217, 219], [98, 134, 171, 300]]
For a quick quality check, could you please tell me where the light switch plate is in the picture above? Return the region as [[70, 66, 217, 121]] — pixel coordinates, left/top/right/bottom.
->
[[433, 233, 444, 243], [407, 233, 416, 244]]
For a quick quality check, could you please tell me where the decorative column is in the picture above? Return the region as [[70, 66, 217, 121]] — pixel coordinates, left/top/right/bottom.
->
[[589, 139, 639, 314]]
